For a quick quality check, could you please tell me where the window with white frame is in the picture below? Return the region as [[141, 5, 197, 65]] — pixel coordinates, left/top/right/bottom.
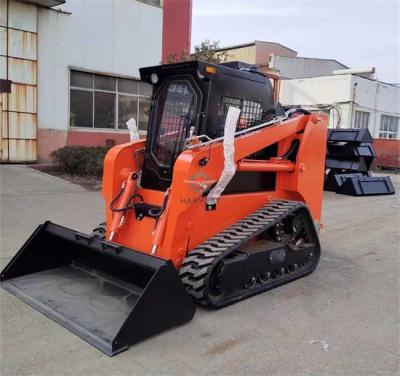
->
[[379, 115, 399, 139], [69, 70, 152, 131], [353, 110, 370, 129]]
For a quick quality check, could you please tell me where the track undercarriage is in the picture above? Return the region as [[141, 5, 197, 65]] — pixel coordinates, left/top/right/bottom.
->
[[179, 200, 320, 308]]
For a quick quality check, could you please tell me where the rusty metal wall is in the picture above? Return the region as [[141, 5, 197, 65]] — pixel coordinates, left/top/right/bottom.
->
[[0, 0, 38, 162]]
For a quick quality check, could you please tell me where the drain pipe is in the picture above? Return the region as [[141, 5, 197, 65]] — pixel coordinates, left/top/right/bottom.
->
[[349, 82, 358, 128]]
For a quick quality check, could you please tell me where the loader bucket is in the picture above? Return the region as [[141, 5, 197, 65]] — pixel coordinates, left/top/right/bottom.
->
[[0, 222, 195, 356]]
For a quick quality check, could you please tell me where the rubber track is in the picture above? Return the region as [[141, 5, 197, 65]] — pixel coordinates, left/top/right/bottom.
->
[[179, 200, 319, 308]]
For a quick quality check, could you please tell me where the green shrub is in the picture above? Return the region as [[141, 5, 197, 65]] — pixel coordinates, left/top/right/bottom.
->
[[51, 146, 111, 178]]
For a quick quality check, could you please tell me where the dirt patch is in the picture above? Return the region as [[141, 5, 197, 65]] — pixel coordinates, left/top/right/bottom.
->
[[204, 337, 242, 356]]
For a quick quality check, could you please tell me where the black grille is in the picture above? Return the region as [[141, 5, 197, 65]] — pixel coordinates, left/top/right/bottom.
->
[[216, 96, 263, 137]]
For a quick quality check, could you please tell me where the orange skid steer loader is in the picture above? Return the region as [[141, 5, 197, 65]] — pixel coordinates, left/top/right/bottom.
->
[[1, 61, 328, 356]]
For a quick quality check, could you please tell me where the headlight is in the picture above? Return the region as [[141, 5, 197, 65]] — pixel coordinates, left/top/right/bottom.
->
[[150, 73, 158, 84]]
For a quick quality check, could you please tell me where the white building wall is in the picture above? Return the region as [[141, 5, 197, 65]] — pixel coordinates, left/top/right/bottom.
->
[[279, 75, 353, 129], [37, 0, 162, 132], [350, 75, 400, 138], [279, 74, 400, 139], [279, 75, 353, 106]]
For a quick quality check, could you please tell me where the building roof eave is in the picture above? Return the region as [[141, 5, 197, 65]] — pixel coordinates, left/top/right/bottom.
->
[[213, 40, 297, 55], [254, 40, 298, 54], [20, 0, 66, 9]]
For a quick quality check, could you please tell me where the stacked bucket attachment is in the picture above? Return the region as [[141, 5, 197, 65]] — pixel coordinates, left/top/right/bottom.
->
[[325, 129, 395, 196], [0, 222, 195, 356]]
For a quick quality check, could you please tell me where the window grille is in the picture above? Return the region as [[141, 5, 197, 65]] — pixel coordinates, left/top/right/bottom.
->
[[379, 115, 399, 139], [152, 80, 197, 166], [353, 111, 370, 129], [216, 96, 263, 137]]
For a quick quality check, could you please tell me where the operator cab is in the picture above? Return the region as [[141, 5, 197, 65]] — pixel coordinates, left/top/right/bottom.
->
[[139, 60, 277, 191]]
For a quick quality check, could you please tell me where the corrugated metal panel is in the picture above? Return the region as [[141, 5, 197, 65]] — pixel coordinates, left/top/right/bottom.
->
[[8, 83, 37, 113], [9, 112, 37, 139], [0, 0, 6, 27], [1, 111, 7, 138], [0, 27, 6, 55], [0, 56, 6, 79], [1, 92, 8, 110], [221, 46, 256, 65], [8, 58, 37, 84], [8, 29, 37, 60], [8, 139, 37, 161], [1, 139, 8, 161], [8, 1, 37, 33], [1, 1, 39, 163]]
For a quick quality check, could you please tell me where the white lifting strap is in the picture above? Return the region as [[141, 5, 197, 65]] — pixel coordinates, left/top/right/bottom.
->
[[206, 106, 241, 206], [126, 117, 140, 142]]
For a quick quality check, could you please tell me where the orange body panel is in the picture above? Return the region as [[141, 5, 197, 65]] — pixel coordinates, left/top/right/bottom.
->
[[102, 114, 328, 268]]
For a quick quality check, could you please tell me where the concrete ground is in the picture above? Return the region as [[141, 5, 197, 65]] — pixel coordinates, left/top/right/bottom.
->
[[0, 165, 399, 376]]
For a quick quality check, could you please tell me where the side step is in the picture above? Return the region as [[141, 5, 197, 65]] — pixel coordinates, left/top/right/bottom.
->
[[0, 222, 195, 356]]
